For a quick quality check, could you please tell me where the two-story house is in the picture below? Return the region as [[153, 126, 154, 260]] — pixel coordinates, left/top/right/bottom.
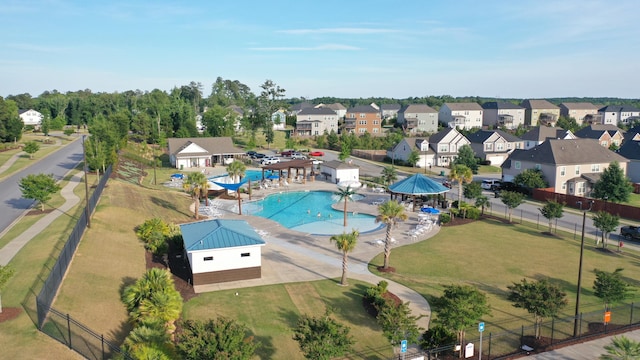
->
[[520, 126, 576, 150], [574, 124, 625, 148], [559, 102, 600, 125], [397, 104, 439, 134], [344, 105, 383, 135], [316, 103, 347, 119], [466, 130, 524, 166], [598, 105, 640, 126], [617, 126, 640, 183], [18, 109, 43, 128], [288, 102, 313, 116], [521, 99, 560, 127], [427, 127, 471, 167], [501, 139, 629, 195], [387, 137, 434, 168], [439, 103, 483, 130], [481, 101, 525, 129], [295, 107, 338, 136], [380, 104, 401, 122]]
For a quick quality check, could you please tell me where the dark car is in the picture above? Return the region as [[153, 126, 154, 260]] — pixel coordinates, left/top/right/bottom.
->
[[253, 153, 266, 159], [281, 150, 295, 157], [442, 180, 452, 189]]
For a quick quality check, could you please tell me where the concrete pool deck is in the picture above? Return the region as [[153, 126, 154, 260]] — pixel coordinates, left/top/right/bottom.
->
[[191, 172, 438, 330]]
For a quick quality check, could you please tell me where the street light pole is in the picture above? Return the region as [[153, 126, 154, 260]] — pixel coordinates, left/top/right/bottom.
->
[[573, 199, 593, 337]]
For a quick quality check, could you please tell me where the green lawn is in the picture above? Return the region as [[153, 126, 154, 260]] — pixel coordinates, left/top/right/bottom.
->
[[477, 164, 501, 174], [369, 218, 640, 334], [183, 280, 392, 360], [627, 193, 640, 207]]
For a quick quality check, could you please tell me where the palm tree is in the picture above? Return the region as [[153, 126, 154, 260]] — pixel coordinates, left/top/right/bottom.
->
[[122, 268, 176, 313], [183, 172, 208, 219], [475, 195, 491, 216], [449, 164, 473, 209], [335, 185, 358, 227], [601, 336, 640, 359], [131, 290, 183, 333], [330, 230, 359, 286], [381, 166, 398, 187], [227, 160, 247, 214], [375, 200, 408, 270]]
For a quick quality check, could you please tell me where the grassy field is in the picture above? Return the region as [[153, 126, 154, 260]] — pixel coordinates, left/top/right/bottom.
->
[[183, 280, 393, 360], [369, 218, 640, 334], [0, 133, 77, 180]]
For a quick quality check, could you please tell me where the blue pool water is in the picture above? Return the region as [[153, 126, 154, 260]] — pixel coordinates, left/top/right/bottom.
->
[[210, 170, 272, 183], [243, 191, 384, 236]]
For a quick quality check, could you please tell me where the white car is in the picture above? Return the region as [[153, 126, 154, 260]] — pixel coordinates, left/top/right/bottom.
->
[[311, 159, 323, 165], [481, 179, 501, 190], [291, 153, 307, 160], [260, 157, 280, 165]]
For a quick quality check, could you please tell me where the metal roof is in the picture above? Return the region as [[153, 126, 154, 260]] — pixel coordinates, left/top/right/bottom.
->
[[389, 173, 450, 195], [180, 219, 265, 251]]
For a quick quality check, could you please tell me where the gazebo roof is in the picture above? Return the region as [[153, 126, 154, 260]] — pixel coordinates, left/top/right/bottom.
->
[[388, 173, 450, 195]]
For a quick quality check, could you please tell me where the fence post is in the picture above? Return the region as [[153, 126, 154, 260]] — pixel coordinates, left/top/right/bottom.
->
[[67, 313, 72, 349], [555, 218, 558, 234], [574, 223, 577, 240], [521, 325, 524, 347], [579, 312, 583, 337], [488, 333, 492, 359], [537, 214, 539, 229], [102, 334, 105, 360]]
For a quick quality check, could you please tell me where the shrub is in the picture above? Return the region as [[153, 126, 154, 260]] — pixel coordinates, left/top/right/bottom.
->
[[440, 213, 451, 224], [466, 207, 481, 220], [420, 325, 456, 351]]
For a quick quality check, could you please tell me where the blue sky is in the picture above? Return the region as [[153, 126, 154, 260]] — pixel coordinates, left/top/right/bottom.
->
[[1, 0, 638, 99]]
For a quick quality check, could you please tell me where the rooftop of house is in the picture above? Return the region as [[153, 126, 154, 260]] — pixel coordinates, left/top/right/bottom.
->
[[506, 138, 628, 165], [347, 105, 380, 113], [167, 137, 244, 156], [180, 219, 265, 251], [297, 107, 338, 116], [380, 103, 401, 111], [520, 126, 573, 142], [481, 101, 524, 110], [400, 104, 438, 113], [574, 124, 623, 139], [443, 102, 483, 111], [598, 105, 640, 113], [521, 99, 560, 110], [559, 102, 599, 110], [466, 129, 522, 143]]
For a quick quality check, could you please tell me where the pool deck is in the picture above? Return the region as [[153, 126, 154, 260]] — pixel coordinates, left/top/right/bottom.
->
[[192, 170, 439, 330]]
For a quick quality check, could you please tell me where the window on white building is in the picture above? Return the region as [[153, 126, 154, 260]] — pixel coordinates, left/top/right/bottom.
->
[[562, 182, 566, 190], [591, 164, 600, 172], [575, 165, 580, 175], [241, 253, 250, 257], [560, 167, 565, 176], [515, 161, 521, 170], [203, 256, 213, 261], [535, 164, 541, 170]]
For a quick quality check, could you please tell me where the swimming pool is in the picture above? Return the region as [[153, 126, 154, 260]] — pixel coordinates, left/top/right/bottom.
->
[[210, 169, 273, 183], [243, 191, 384, 236]]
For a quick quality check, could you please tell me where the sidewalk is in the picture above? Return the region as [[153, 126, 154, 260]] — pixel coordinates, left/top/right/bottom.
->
[[0, 171, 84, 266], [528, 328, 640, 359]]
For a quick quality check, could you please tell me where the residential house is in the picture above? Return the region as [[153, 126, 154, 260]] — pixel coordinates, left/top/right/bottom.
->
[[227, 105, 245, 132], [598, 105, 640, 126], [397, 104, 439, 134], [317, 103, 347, 119], [288, 102, 313, 116], [427, 127, 471, 167], [438, 103, 483, 130], [18, 109, 43, 127], [520, 126, 576, 150], [521, 99, 560, 126], [387, 137, 434, 168], [179, 219, 266, 288], [559, 102, 600, 125], [380, 104, 401, 121], [618, 127, 640, 183], [481, 101, 525, 129], [501, 139, 629, 196], [167, 137, 245, 168], [466, 130, 524, 166], [344, 105, 383, 135], [319, 160, 359, 184], [295, 107, 339, 136], [271, 109, 287, 130], [574, 124, 625, 148]]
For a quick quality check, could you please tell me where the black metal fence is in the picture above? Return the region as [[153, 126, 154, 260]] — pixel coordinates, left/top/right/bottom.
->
[[414, 302, 640, 360], [42, 306, 132, 360], [33, 166, 128, 359]]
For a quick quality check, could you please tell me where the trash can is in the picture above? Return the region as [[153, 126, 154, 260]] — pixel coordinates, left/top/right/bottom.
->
[[440, 170, 445, 176]]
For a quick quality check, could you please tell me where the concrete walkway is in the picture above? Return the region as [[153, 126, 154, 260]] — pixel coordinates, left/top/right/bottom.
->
[[0, 171, 83, 266], [187, 174, 435, 330], [0, 150, 25, 175], [527, 329, 640, 359]]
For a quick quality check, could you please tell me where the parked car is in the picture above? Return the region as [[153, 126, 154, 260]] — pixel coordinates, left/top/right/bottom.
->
[[481, 179, 501, 190], [281, 150, 295, 157], [291, 153, 306, 159], [246, 150, 257, 157], [620, 225, 640, 240], [253, 153, 266, 159], [260, 157, 280, 165], [311, 159, 323, 165], [309, 151, 325, 157], [442, 180, 452, 189]]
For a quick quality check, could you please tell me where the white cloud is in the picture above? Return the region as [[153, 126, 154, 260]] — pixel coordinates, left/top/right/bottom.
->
[[278, 27, 400, 35], [248, 44, 361, 51]]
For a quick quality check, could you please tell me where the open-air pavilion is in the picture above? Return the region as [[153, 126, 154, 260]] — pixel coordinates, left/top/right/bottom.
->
[[261, 159, 316, 184], [388, 173, 450, 211]]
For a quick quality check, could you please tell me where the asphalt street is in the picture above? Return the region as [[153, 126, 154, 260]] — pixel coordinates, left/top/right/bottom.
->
[[0, 137, 83, 234]]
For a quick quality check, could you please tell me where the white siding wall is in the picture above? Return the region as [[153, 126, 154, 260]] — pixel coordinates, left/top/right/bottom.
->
[[188, 245, 263, 274]]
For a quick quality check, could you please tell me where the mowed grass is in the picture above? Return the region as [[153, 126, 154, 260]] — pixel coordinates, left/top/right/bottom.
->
[[54, 179, 193, 342], [369, 218, 640, 334], [183, 280, 393, 360]]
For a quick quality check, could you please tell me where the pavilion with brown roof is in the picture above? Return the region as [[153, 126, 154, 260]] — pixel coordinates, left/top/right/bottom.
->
[[261, 159, 316, 184]]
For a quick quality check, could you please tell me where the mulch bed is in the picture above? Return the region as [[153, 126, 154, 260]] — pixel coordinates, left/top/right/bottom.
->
[[362, 291, 403, 318], [144, 241, 197, 302], [25, 208, 55, 216], [0, 307, 22, 323]]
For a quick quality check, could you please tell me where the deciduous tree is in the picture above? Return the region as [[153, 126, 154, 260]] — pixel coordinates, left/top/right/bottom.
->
[[593, 161, 633, 203], [293, 310, 354, 360], [514, 168, 547, 189], [539, 200, 564, 233], [434, 284, 491, 357], [453, 144, 478, 174], [0, 265, 15, 313], [19, 173, 61, 211], [593, 268, 634, 311], [377, 301, 422, 348], [407, 150, 420, 167], [592, 211, 620, 248], [463, 181, 482, 201], [23, 141, 40, 159], [507, 278, 567, 339], [500, 191, 525, 222]]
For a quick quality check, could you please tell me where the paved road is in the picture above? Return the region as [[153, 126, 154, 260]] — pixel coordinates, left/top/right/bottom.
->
[[0, 137, 83, 235]]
